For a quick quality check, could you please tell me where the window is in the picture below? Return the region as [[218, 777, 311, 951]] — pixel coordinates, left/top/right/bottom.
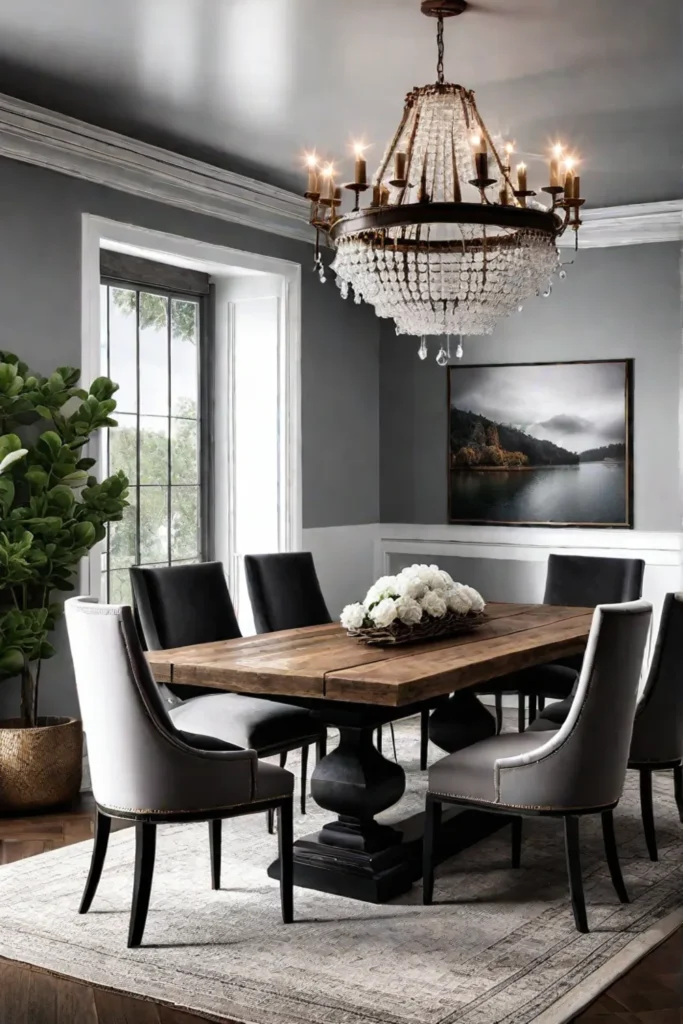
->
[[99, 254, 210, 604]]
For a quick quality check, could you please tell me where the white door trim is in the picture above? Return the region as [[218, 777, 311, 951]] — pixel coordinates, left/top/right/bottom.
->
[[80, 213, 302, 598]]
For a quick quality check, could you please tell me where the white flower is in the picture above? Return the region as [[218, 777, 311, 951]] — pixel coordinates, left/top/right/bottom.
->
[[364, 575, 398, 608], [428, 564, 450, 590], [395, 572, 427, 600], [370, 598, 399, 628], [446, 585, 472, 615], [420, 590, 448, 618], [395, 596, 423, 625], [460, 585, 485, 613], [340, 603, 366, 630]]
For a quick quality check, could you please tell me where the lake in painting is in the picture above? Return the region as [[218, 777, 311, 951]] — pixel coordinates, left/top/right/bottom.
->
[[448, 361, 633, 527]]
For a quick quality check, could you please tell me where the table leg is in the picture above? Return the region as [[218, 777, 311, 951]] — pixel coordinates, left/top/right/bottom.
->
[[267, 710, 508, 903]]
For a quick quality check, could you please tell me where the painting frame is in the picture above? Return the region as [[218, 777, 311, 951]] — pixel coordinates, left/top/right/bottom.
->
[[446, 358, 634, 529]]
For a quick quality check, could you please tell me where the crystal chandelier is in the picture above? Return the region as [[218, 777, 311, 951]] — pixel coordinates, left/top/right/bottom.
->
[[301, 0, 585, 361]]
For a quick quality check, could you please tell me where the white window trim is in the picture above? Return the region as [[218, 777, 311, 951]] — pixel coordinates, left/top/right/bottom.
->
[[80, 213, 302, 598]]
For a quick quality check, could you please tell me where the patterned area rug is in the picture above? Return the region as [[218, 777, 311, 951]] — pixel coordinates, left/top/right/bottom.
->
[[0, 716, 681, 1024]]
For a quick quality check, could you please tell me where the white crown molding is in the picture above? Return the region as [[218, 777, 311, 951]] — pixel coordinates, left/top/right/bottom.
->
[[557, 200, 683, 249], [0, 91, 679, 250], [0, 92, 312, 244]]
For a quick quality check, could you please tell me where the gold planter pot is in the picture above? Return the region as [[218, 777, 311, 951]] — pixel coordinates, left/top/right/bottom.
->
[[0, 717, 83, 814]]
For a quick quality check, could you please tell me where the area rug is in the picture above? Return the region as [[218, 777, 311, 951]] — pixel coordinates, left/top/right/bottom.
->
[[0, 717, 682, 1024]]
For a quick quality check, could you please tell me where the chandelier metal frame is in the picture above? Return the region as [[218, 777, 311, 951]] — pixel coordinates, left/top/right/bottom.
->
[[302, 0, 585, 346]]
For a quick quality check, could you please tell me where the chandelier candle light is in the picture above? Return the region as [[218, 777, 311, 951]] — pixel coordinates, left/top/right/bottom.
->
[[301, 0, 585, 363]]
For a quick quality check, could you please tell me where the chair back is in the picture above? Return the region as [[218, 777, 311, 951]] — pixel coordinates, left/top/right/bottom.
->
[[544, 554, 644, 607], [244, 552, 331, 634], [629, 593, 683, 765], [497, 601, 651, 810], [130, 562, 241, 650], [65, 596, 254, 814]]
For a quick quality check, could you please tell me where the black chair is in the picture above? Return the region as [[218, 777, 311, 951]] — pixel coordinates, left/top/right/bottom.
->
[[531, 592, 683, 861], [244, 552, 332, 634], [479, 554, 645, 732], [130, 563, 326, 826], [244, 552, 432, 769]]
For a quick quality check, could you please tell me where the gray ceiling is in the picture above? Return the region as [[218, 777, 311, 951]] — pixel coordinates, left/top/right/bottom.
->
[[0, 0, 680, 209]]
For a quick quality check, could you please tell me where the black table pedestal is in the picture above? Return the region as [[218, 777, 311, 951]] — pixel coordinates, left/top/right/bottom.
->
[[268, 701, 509, 903]]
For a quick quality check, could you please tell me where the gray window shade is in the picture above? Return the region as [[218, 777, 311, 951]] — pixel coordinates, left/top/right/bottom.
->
[[100, 250, 210, 297]]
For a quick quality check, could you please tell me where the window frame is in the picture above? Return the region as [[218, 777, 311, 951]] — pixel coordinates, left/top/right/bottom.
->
[[99, 273, 213, 601]]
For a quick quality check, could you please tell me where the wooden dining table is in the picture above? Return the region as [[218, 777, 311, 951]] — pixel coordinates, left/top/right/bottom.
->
[[147, 601, 593, 903]]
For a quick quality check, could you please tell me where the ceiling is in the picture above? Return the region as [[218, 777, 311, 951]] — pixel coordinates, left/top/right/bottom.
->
[[0, 0, 679, 210]]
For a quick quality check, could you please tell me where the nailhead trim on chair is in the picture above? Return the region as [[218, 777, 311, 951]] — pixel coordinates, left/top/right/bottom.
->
[[426, 789, 613, 813]]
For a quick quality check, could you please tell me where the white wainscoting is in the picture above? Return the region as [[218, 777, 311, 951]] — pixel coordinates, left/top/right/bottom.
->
[[376, 524, 683, 632], [301, 523, 682, 629]]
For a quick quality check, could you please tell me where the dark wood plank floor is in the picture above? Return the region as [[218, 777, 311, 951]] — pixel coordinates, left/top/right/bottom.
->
[[1, 795, 681, 1024]]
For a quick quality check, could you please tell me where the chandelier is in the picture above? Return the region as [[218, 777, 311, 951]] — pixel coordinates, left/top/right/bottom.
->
[[301, 0, 585, 362]]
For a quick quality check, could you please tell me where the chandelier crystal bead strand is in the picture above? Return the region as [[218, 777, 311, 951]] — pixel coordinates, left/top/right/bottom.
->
[[301, 0, 585, 363]]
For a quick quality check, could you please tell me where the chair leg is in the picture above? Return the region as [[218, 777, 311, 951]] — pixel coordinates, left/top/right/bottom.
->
[[267, 808, 275, 834], [528, 695, 538, 723], [511, 817, 522, 868], [79, 811, 111, 914], [390, 723, 398, 764], [674, 765, 683, 824], [316, 732, 327, 762], [277, 800, 294, 924], [639, 768, 658, 861], [376, 726, 383, 753], [494, 694, 503, 735], [420, 708, 430, 770], [300, 743, 309, 815], [209, 819, 222, 890], [128, 822, 156, 948], [517, 694, 526, 733], [538, 697, 546, 712], [563, 815, 588, 934], [601, 810, 629, 904], [422, 796, 442, 905], [279, 751, 288, 768]]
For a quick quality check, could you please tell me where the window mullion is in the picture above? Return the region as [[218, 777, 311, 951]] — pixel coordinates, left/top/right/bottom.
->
[[167, 298, 173, 566], [135, 289, 141, 567]]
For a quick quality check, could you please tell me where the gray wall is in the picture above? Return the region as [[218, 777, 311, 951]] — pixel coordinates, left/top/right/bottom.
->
[[0, 156, 379, 717], [380, 242, 682, 530]]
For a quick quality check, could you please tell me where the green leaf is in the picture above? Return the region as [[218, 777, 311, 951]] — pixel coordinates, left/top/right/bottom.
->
[[38, 431, 63, 459], [0, 647, 24, 677]]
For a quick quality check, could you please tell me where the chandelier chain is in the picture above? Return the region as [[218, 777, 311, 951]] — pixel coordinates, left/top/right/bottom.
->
[[436, 16, 445, 84]]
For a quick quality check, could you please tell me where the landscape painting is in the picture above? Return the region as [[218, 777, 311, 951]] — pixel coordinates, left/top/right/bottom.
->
[[448, 360, 633, 527]]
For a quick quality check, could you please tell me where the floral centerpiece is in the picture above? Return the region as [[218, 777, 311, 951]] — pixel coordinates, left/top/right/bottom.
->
[[341, 564, 487, 646]]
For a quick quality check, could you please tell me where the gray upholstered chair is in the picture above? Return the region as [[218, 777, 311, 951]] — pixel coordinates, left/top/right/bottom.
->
[[130, 562, 325, 823], [532, 592, 683, 861], [423, 600, 652, 933], [475, 554, 645, 732], [65, 596, 295, 948]]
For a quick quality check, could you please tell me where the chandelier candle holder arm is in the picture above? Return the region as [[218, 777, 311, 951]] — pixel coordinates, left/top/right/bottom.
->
[[300, 0, 585, 343]]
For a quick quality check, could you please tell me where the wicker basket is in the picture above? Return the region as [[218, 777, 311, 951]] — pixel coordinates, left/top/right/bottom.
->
[[346, 610, 489, 646], [0, 717, 83, 813]]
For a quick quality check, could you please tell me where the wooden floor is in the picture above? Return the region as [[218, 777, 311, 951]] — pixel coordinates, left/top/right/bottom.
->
[[0, 795, 681, 1024]]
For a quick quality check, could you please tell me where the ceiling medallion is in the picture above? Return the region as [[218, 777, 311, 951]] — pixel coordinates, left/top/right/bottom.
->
[[301, 1, 585, 362]]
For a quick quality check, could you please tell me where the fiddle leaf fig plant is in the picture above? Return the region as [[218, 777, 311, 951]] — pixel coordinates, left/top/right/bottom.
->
[[0, 350, 129, 727]]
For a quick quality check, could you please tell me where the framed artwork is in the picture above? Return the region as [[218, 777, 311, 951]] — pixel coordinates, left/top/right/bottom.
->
[[447, 359, 634, 528]]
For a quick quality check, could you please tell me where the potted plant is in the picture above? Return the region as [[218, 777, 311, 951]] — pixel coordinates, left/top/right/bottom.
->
[[0, 351, 128, 812]]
